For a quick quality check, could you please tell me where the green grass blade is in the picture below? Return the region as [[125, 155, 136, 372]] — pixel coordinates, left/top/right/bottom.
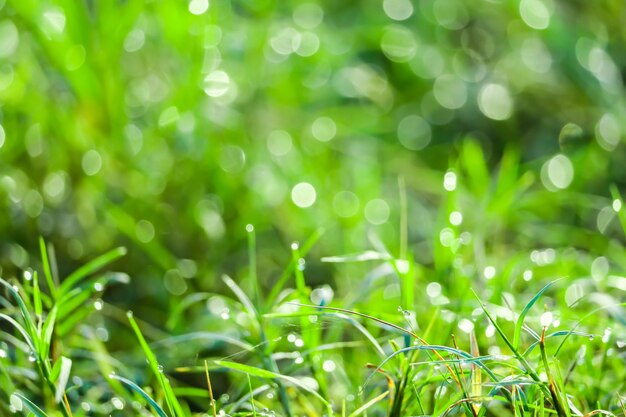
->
[[109, 373, 169, 417], [38, 237, 58, 300], [11, 392, 49, 417], [53, 356, 72, 403], [127, 311, 185, 417], [59, 247, 127, 296], [222, 274, 259, 320], [0, 313, 36, 353], [214, 360, 331, 410], [32, 271, 42, 319], [40, 305, 57, 360], [514, 280, 560, 349], [348, 390, 389, 417], [0, 278, 38, 352], [266, 227, 324, 306]]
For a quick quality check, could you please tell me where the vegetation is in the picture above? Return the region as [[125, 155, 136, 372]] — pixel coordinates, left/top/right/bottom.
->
[[0, 0, 625, 416]]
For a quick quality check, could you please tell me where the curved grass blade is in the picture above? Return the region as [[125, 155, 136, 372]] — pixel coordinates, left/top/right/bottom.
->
[[214, 360, 331, 410], [53, 356, 72, 403], [109, 373, 168, 417], [0, 278, 38, 346], [364, 345, 499, 389], [59, 247, 127, 296], [127, 311, 184, 417], [554, 302, 626, 357], [513, 280, 560, 349], [11, 392, 49, 417], [348, 390, 389, 417], [523, 331, 593, 356], [0, 313, 36, 353]]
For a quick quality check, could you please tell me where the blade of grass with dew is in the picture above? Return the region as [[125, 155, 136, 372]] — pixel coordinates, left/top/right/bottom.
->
[[127, 311, 185, 417], [58, 247, 127, 296], [11, 392, 49, 417], [0, 278, 38, 350], [0, 313, 36, 354], [514, 280, 561, 350], [222, 274, 259, 323], [348, 390, 389, 417], [213, 360, 332, 412], [109, 373, 169, 417], [266, 227, 324, 306], [472, 290, 543, 382]]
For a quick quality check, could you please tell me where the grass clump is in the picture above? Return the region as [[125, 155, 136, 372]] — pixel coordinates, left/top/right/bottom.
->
[[1, 174, 624, 416]]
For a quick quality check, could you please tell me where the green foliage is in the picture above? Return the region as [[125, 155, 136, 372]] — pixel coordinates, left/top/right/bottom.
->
[[0, 0, 625, 416]]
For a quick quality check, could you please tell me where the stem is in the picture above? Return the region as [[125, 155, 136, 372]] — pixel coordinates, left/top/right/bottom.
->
[[539, 328, 567, 417]]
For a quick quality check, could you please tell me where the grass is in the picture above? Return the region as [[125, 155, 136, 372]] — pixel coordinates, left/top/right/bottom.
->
[[1, 1, 625, 415], [1, 155, 625, 416]]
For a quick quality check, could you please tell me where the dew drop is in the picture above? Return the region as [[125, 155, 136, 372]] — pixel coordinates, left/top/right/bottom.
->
[[245, 224, 254, 233], [28, 352, 37, 362], [157, 364, 164, 373], [291, 242, 299, 251], [94, 298, 104, 311]]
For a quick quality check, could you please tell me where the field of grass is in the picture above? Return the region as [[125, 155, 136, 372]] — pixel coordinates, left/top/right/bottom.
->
[[1, 0, 625, 416]]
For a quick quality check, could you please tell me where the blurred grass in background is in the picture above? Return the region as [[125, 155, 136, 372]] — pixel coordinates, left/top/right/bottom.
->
[[0, 1, 625, 413]]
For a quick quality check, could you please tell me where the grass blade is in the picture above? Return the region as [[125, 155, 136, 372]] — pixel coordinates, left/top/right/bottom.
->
[[59, 247, 127, 296], [109, 373, 169, 417], [11, 392, 49, 417], [127, 311, 184, 417], [348, 390, 389, 417], [214, 360, 331, 410], [38, 237, 58, 300], [53, 356, 72, 403], [514, 280, 560, 349]]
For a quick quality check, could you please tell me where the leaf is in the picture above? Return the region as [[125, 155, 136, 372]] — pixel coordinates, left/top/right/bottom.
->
[[513, 280, 560, 349], [11, 392, 49, 417], [0, 313, 36, 353], [127, 312, 185, 417], [214, 360, 331, 408], [321, 250, 391, 263], [32, 271, 42, 318], [222, 274, 259, 320], [0, 278, 38, 349], [109, 373, 169, 417], [53, 356, 72, 403], [40, 305, 57, 360], [59, 247, 127, 296], [39, 237, 58, 300], [348, 391, 390, 417]]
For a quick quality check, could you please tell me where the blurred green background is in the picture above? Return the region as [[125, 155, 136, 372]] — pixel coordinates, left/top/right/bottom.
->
[[0, 0, 625, 336]]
